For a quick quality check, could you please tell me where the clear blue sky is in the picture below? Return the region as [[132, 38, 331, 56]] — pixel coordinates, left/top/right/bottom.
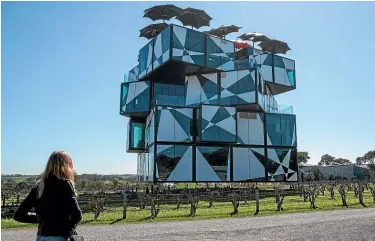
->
[[1, 1, 375, 175]]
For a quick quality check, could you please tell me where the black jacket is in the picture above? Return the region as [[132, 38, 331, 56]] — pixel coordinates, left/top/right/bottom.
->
[[14, 175, 82, 238]]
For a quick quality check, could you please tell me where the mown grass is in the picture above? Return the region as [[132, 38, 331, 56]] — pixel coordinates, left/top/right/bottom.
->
[[2, 190, 374, 230]]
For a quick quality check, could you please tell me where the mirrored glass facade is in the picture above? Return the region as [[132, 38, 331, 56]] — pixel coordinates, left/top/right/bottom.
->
[[121, 24, 298, 182]]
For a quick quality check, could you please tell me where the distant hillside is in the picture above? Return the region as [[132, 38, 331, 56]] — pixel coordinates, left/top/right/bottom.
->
[[1, 174, 137, 183]]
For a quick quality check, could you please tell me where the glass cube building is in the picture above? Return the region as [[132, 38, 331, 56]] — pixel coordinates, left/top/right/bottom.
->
[[120, 25, 298, 182]]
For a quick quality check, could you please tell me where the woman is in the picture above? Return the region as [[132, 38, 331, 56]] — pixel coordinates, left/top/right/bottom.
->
[[14, 151, 82, 241]]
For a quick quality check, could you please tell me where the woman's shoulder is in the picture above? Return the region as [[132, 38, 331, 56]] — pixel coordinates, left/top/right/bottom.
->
[[58, 178, 76, 195]]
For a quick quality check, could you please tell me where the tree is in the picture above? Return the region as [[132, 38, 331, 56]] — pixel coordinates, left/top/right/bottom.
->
[[334, 158, 351, 165], [297, 152, 310, 165], [80, 180, 87, 189], [111, 178, 120, 190], [318, 154, 351, 166], [318, 154, 335, 166], [356, 150, 375, 165], [356, 150, 375, 177], [311, 167, 324, 181]]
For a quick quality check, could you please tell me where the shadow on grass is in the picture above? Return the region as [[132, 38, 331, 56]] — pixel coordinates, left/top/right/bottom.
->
[[80, 219, 94, 224], [360, 203, 368, 208], [138, 216, 152, 222], [109, 218, 125, 225]]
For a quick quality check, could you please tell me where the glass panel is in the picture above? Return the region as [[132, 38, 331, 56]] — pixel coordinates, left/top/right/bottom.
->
[[120, 83, 130, 113], [281, 114, 296, 146], [154, 83, 186, 107], [172, 26, 205, 67], [220, 39, 235, 71], [220, 70, 256, 105], [139, 40, 153, 78], [266, 113, 282, 146], [156, 106, 193, 142], [185, 73, 218, 107], [274, 55, 296, 87], [233, 147, 266, 181], [128, 65, 139, 82], [187, 29, 205, 66], [206, 36, 234, 71], [267, 148, 297, 182], [132, 123, 145, 149], [120, 81, 150, 114], [135, 81, 150, 113], [127, 120, 145, 151], [196, 146, 230, 181], [206, 36, 222, 69], [220, 71, 238, 105], [201, 105, 236, 143], [156, 144, 192, 181], [153, 26, 170, 70], [148, 145, 154, 182]]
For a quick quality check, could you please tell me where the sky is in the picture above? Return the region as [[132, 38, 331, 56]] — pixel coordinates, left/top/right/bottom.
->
[[1, 1, 375, 175]]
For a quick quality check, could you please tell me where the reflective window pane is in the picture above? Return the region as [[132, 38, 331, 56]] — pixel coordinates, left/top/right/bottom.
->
[[196, 146, 230, 181], [267, 148, 297, 182], [266, 113, 282, 146], [156, 145, 192, 181]]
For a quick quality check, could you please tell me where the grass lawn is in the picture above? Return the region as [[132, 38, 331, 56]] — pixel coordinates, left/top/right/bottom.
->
[[2, 190, 374, 230]]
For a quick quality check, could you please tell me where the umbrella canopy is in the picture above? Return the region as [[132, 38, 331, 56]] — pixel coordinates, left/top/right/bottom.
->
[[232, 39, 251, 49], [184, 7, 212, 21], [143, 4, 183, 21], [176, 10, 211, 29], [139, 23, 169, 39], [238, 32, 270, 42], [205, 25, 241, 38], [258, 39, 291, 54]]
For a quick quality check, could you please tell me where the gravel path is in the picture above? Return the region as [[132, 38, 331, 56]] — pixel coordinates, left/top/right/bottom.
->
[[3, 208, 375, 241]]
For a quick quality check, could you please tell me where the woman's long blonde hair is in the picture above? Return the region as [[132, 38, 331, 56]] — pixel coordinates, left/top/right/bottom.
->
[[37, 151, 75, 198]]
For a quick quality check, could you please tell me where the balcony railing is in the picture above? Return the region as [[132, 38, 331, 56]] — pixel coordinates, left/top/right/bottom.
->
[[267, 104, 294, 115]]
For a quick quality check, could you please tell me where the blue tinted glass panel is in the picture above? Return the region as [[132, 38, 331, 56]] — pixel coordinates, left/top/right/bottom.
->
[[172, 26, 205, 66], [281, 114, 296, 146], [188, 29, 205, 66], [128, 120, 145, 151], [266, 113, 282, 146], [154, 83, 186, 107], [287, 70, 295, 86], [153, 26, 171, 70], [200, 105, 236, 143], [128, 65, 139, 82], [206, 36, 234, 71], [120, 81, 150, 114], [120, 83, 130, 113], [139, 40, 153, 78]]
